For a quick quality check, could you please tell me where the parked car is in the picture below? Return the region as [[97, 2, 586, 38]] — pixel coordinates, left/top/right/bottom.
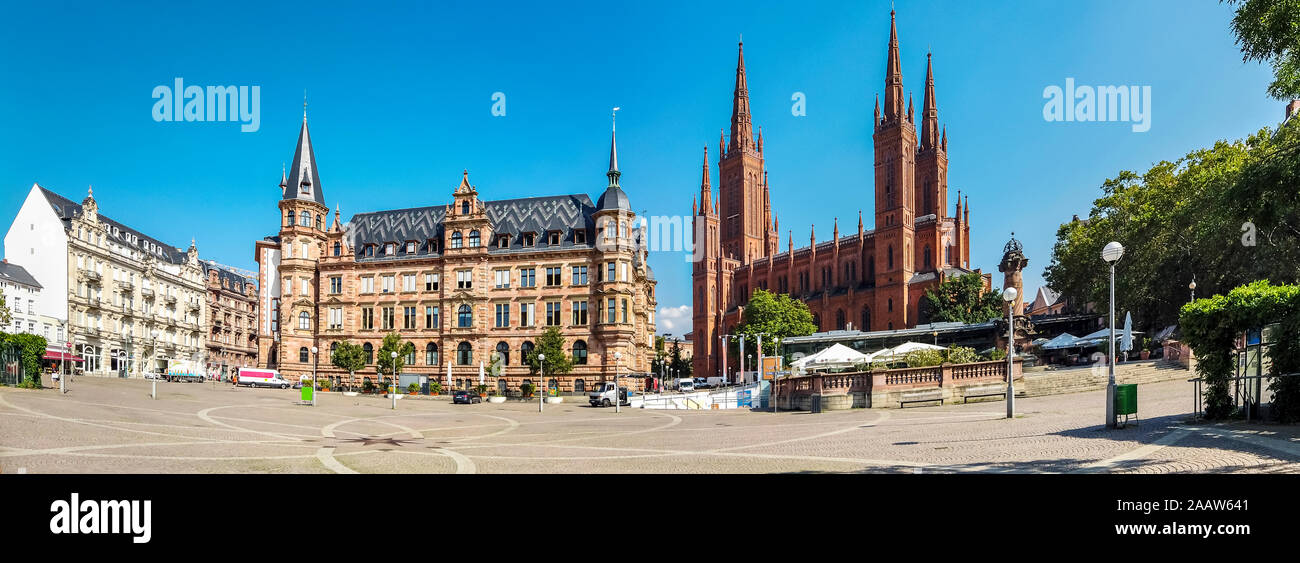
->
[[693, 377, 709, 389], [677, 378, 695, 393], [452, 390, 482, 404]]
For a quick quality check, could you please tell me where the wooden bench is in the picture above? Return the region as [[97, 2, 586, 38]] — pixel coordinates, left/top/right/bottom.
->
[[962, 384, 1007, 403], [899, 389, 944, 408]]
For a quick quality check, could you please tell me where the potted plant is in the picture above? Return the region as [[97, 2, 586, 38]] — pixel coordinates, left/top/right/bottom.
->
[[362, 379, 375, 395], [1139, 337, 1152, 360], [545, 385, 563, 404], [520, 382, 535, 400], [488, 386, 506, 403], [429, 381, 442, 396], [408, 382, 419, 395], [476, 384, 488, 398]]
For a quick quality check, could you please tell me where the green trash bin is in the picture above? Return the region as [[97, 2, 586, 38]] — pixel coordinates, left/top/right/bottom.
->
[[1114, 384, 1137, 427]]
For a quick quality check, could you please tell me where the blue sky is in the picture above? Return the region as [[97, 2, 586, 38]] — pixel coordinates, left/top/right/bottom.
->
[[0, 0, 1281, 335]]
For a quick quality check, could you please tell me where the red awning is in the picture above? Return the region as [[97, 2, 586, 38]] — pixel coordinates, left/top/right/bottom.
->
[[42, 351, 84, 362]]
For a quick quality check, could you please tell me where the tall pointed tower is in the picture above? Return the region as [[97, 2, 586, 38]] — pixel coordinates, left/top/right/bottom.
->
[[718, 40, 772, 265], [266, 110, 329, 370], [692, 145, 721, 379], [872, 10, 918, 330]]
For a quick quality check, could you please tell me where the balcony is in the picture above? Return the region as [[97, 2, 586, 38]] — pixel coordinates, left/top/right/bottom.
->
[[80, 270, 102, 284], [141, 287, 155, 299], [164, 294, 178, 305], [118, 281, 134, 293], [186, 301, 201, 312], [87, 297, 103, 309]]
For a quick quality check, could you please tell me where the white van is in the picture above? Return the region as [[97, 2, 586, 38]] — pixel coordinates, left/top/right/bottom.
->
[[236, 368, 290, 389], [677, 378, 695, 392]]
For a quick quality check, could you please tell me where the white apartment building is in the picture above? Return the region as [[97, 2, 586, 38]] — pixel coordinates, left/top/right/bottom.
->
[[3, 184, 207, 377], [0, 259, 64, 343]]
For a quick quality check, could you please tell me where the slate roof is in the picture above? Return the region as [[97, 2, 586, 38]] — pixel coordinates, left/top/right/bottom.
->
[[39, 187, 189, 265], [281, 119, 326, 206], [201, 261, 256, 294], [348, 194, 597, 261], [0, 261, 42, 289]]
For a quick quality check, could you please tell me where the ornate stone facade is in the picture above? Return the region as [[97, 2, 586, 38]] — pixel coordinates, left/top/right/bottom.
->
[[202, 261, 258, 378]]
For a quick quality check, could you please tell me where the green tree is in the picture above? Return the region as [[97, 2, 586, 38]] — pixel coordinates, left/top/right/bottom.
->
[[527, 326, 573, 377], [1228, 0, 1300, 100], [376, 332, 414, 387], [668, 340, 692, 377], [330, 340, 366, 383], [736, 289, 817, 356], [921, 273, 1004, 324], [3, 332, 47, 388], [0, 291, 12, 327]]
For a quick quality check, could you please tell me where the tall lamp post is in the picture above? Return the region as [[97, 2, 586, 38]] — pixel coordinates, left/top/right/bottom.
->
[[1102, 241, 1125, 429], [1002, 287, 1018, 419], [310, 346, 318, 406], [150, 329, 160, 399], [1189, 279, 1196, 303], [537, 353, 546, 413], [390, 351, 398, 410], [614, 351, 622, 413]]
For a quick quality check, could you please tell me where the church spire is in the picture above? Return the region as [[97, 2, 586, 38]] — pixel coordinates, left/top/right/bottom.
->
[[607, 108, 621, 188], [729, 40, 754, 154], [883, 10, 904, 121], [921, 51, 940, 150], [698, 145, 712, 216]]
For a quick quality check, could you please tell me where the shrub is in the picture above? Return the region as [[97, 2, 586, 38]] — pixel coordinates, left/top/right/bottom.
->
[[429, 382, 442, 395], [520, 383, 535, 398], [945, 346, 979, 364], [362, 379, 375, 394], [17, 375, 41, 389], [988, 348, 1007, 361], [407, 382, 419, 394], [904, 349, 944, 368]]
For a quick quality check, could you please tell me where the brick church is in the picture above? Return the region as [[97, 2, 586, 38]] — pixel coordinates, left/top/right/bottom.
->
[[692, 11, 987, 379]]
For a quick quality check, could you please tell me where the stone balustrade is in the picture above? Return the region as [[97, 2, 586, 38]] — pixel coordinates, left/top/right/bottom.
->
[[772, 359, 1023, 411]]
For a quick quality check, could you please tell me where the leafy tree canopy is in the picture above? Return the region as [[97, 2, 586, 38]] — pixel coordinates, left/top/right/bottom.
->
[[376, 332, 414, 377], [737, 289, 818, 356], [331, 340, 366, 375], [1229, 0, 1300, 100], [527, 326, 573, 376], [922, 273, 1004, 324]]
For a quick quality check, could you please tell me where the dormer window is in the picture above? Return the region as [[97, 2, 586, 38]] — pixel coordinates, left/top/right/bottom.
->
[[461, 201, 470, 214], [523, 233, 535, 247], [497, 235, 510, 249], [385, 243, 396, 256], [365, 245, 374, 257], [548, 231, 561, 246], [451, 232, 463, 249], [574, 230, 586, 245], [428, 239, 439, 253], [469, 230, 480, 248], [406, 242, 416, 254]]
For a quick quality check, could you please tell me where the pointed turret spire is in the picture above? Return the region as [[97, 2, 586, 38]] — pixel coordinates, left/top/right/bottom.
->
[[907, 92, 914, 123], [332, 204, 341, 232], [833, 217, 839, 241], [698, 145, 712, 216], [941, 125, 947, 151], [883, 10, 904, 121], [279, 163, 287, 189], [788, 230, 793, 253], [921, 52, 940, 150], [858, 210, 864, 235], [729, 40, 754, 153], [607, 109, 621, 188], [874, 94, 881, 125], [757, 127, 764, 153], [956, 189, 963, 219], [283, 115, 324, 204]]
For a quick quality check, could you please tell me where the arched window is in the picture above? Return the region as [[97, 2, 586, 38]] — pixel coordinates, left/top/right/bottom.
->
[[457, 341, 472, 365], [458, 304, 472, 328], [333, 242, 341, 256], [300, 212, 311, 227], [521, 341, 535, 366], [329, 342, 338, 361], [299, 347, 309, 363], [888, 298, 894, 312], [497, 379, 508, 394], [888, 245, 894, 269], [495, 341, 510, 366], [298, 311, 310, 329], [835, 309, 846, 330], [924, 245, 932, 268], [425, 342, 438, 365], [286, 210, 295, 226], [363, 343, 373, 364], [461, 201, 470, 214], [861, 307, 871, 331], [573, 340, 588, 365], [469, 230, 480, 247], [451, 232, 463, 249]]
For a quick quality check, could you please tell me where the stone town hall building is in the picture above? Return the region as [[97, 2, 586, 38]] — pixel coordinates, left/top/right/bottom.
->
[[255, 114, 657, 393], [693, 11, 986, 379]]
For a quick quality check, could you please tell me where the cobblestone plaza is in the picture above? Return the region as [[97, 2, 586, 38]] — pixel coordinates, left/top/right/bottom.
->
[[1, 376, 1297, 474]]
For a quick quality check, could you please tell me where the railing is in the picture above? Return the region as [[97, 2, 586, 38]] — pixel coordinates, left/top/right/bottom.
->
[[952, 361, 1004, 381], [774, 360, 1015, 402], [885, 366, 942, 385], [1188, 372, 1299, 422]]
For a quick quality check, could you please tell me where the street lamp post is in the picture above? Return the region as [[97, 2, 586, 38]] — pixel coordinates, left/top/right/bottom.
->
[[614, 351, 622, 413], [311, 346, 318, 406], [150, 329, 160, 399], [537, 353, 546, 413], [1189, 279, 1197, 303], [390, 351, 398, 410], [1102, 241, 1125, 429], [1002, 287, 1018, 419]]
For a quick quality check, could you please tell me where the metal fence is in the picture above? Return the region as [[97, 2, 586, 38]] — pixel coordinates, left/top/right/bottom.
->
[[1188, 372, 1299, 421], [1, 341, 24, 386]]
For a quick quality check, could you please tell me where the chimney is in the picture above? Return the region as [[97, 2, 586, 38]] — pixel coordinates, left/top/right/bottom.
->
[[1288, 100, 1300, 121]]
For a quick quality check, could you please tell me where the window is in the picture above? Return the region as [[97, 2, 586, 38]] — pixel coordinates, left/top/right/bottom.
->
[[385, 243, 395, 256], [301, 279, 310, 296], [519, 268, 535, 288], [545, 267, 561, 286], [457, 342, 472, 365], [494, 341, 510, 366], [494, 269, 510, 289], [605, 220, 614, 240], [498, 379, 508, 394], [428, 239, 440, 253], [497, 235, 509, 248], [546, 302, 561, 326], [548, 231, 560, 246], [381, 275, 394, 293], [330, 342, 338, 361], [425, 342, 438, 365], [360, 277, 375, 293], [607, 262, 616, 283], [365, 245, 374, 257], [451, 232, 463, 249], [298, 311, 310, 330], [572, 301, 588, 325], [425, 306, 437, 329], [573, 340, 588, 365], [469, 230, 480, 247], [301, 212, 311, 227], [403, 274, 416, 292], [521, 341, 535, 364], [403, 306, 416, 329], [361, 307, 374, 330], [495, 303, 510, 328], [333, 242, 341, 256], [299, 347, 310, 363], [363, 343, 374, 364], [425, 273, 439, 291], [621, 298, 628, 323], [574, 379, 586, 392], [329, 277, 342, 294], [571, 266, 588, 285], [458, 305, 472, 328], [574, 230, 586, 244], [519, 303, 534, 327], [406, 242, 416, 254], [329, 307, 342, 329], [382, 306, 394, 330], [456, 270, 472, 289], [287, 211, 295, 226], [316, 215, 322, 230], [461, 201, 470, 214]]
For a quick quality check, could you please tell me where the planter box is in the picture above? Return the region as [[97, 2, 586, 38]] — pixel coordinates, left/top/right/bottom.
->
[[545, 397, 563, 404], [488, 396, 507, 404], [342, 391, 358, 397], [386, 394, 404, 400]]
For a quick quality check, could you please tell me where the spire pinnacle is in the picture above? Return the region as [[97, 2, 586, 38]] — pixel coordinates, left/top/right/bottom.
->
[[699, 145, 712, 215], [884, 9, 904, 121], [303, 89, 308, 121], [921, 51, 939, 150], [729, 40, 754, 154], [283, 116, 323, 204], [607, 108, 621, 187]]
